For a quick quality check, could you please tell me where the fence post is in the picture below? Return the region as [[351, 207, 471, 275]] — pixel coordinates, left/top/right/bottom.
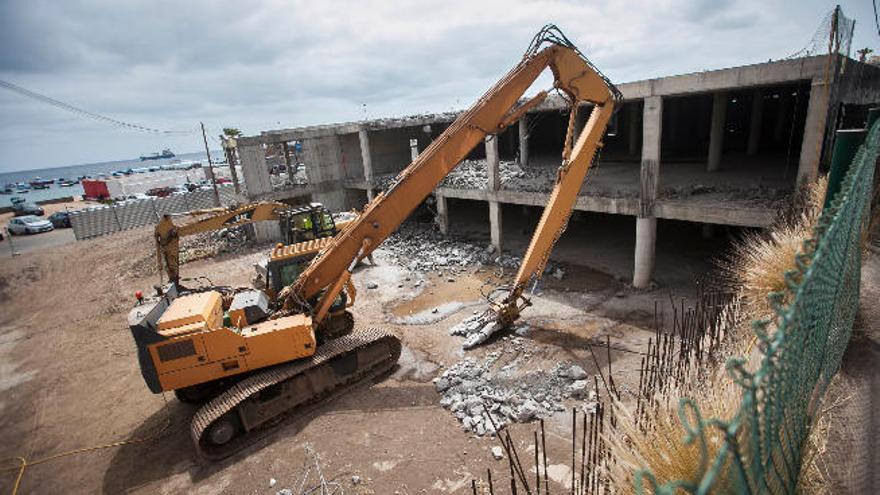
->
[[825, 129, 866, 209]]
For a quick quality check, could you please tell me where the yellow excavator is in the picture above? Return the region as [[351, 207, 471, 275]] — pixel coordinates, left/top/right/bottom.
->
[[153, 201, 354, 291], [127, 25, 620, 458]]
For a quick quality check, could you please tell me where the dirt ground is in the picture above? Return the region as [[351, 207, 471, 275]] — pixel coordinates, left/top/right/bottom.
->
[[0, 223, 685, 494]]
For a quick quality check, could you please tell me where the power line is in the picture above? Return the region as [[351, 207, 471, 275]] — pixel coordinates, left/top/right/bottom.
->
[[0, 78, 196, 135]]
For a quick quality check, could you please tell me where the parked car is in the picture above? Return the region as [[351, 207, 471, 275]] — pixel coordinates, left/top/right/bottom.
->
[[7, 215, 54, 235], [13, 202, 44, 216], [48, 211, 71, 228]]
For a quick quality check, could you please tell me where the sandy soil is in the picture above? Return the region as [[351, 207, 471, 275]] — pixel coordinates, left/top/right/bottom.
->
[[0, 224, 664, 494]]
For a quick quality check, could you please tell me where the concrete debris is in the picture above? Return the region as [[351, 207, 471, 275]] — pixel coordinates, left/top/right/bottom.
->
[[381, 223, 563, 277], [491, 446, 504, 460], [435, 343, 597, 435], [351, 475, 361, 485], [179, 225, 250, 264], [366, 281, 379, 289], [269, 478, 277, 488]]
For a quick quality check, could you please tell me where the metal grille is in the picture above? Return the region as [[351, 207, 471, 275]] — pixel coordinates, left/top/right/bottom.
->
[[156, 339, 197, 362], [636, 119, 879, 494]]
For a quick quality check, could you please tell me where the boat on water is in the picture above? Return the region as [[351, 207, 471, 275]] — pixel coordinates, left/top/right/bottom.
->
[[29, 176, 54, 187], [139, 148, 175, 161], [58, 179, 78, 187], [15, 182, 30, 192]]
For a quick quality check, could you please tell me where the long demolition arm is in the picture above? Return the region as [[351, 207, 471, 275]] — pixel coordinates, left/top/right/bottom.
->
[[287, 27, 620, 328], [155, 201, 287, 286]]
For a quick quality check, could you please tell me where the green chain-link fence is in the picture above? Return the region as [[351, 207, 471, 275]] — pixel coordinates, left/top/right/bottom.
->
[[635, 119, 879, 494]]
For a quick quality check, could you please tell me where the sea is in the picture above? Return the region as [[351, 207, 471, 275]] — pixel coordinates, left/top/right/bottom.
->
[[0, 151, 216, 206]]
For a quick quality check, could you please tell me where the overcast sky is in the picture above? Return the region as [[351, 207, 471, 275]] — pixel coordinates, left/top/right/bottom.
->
[[1, 0, 877, 172]]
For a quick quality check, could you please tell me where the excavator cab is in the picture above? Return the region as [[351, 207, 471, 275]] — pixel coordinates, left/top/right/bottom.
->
[[280, 203, 337, 245]]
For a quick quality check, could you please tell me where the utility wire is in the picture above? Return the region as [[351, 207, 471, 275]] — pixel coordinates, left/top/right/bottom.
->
[[0, 78, 196, 135]]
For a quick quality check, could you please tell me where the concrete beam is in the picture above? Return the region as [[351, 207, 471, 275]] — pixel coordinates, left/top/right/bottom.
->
[[358, 129, 374, 201], [747, 89, 764, 156], [489, 200, 502, 252], [707, 92, 727, 172], [486, 135, 500, 191], [797, 80, 830, 185], [435, 193, 449, 235], [518, 116, 529, 167]]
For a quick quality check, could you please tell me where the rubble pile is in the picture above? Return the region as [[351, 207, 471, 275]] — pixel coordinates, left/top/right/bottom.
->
[[439, 159, 556, 193], [179, 225, 250, 264], [380, 224, 565, 278], [435, 338, 597, 435]]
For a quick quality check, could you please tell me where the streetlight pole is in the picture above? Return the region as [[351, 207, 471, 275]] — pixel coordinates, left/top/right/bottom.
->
[[201, 121, 221, 207]]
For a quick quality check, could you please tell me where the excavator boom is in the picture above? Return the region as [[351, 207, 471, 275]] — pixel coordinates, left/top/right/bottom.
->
[[289, 30, 619, 324], [155, 202, 288, 286]]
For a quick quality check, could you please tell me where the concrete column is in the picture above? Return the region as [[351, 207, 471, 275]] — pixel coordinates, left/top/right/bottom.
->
[[633, 217, 657, 288], [358, 129, 374, 201], [797, 81, 830, 184], [518, 116, 529, 167], [489, 200, 502, 252], [633, 96, 662, 289], [628, 102, 640, 157], [239, 142, 272, 198], [409, 138, 419, 161], [486, 135, 500, 191], [435, 193, 449, 235], [282, 142, 294, 183], [747, 89, 764, 156], [238, 142, 280, 240], [707, 92, 727, 172]]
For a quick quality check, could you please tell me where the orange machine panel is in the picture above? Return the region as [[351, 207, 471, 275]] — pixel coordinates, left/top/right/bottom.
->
[[157, 291, 223, 332], [241, 315, 315, 369], [154, 314, 316, 391]]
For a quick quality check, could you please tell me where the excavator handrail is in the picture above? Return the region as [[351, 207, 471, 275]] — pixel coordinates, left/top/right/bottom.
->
[[287, 28, 619, 331]]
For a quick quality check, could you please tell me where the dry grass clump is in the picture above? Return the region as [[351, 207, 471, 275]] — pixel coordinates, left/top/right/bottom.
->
[[604, 178, 832, 493], [605, 367, 744, 494], [719, 176, 827, 324]]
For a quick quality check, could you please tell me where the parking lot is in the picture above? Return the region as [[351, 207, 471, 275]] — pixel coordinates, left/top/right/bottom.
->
[[0, 227, 76, 256]]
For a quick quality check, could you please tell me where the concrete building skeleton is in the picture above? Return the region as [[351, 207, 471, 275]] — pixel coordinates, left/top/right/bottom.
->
[[236, 54, 880, 288]]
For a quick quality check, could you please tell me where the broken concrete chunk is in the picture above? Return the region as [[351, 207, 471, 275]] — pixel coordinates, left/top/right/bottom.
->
[[491, 446, 504, 460], [352, 475, 361, 485], [366, 281, 378, 289], [567, 365, 587, 380]]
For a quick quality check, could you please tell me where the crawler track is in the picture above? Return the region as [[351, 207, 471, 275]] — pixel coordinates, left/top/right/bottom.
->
[[191, 327, 401, 459]]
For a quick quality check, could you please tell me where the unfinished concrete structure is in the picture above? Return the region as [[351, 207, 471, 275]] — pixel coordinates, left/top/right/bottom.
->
[[237, 55, 879, 287]]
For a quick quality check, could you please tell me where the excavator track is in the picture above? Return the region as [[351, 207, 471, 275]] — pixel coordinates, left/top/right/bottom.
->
[[191, 327, 401, 459]]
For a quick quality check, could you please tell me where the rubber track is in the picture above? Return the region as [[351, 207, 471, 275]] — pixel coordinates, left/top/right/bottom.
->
[[191, 327, 400, 459]]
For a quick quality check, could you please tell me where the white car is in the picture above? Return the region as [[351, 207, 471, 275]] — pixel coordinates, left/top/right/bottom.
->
[[8, 215, 54, 235]]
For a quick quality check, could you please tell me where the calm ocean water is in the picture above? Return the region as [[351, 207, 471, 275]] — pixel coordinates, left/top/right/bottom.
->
[[0, 151, 216, 206]]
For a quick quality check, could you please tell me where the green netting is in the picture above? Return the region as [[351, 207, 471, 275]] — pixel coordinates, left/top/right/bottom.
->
[[635, 119, 879, 494]]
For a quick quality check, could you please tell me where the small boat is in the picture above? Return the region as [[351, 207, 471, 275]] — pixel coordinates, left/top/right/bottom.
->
[[140, 148, 175, 161], [15, 183, 30, 192], [29, 177, 54, 187], [58, 179, 77, 187]]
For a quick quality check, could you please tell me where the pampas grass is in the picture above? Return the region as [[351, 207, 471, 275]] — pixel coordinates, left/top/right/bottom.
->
[[603, 176, 832, 493]]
